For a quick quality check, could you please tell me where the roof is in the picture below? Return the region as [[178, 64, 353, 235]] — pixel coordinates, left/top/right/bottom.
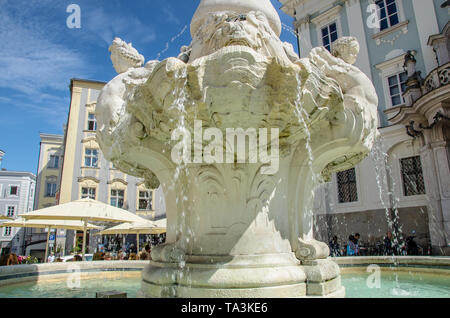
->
[[70, 78, 107, 86], [0, 170, 36, 180]]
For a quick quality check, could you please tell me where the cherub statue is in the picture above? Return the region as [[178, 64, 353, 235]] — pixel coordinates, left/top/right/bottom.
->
[[109, 38, 145, 74], [97, 37, 159, 159], [308, 37, 379, 147]]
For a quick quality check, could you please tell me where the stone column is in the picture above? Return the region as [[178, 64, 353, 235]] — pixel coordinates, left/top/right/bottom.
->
[[294, 16, 312, 58], [411, 0, 440, 73], [344, 0, 373, 79], [420, 127, 450, 255]]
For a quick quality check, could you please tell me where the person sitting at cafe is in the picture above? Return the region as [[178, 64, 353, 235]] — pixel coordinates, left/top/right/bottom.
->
[[347, 235, 357, 256], [384, 231, 393, 255], [329, 236, 341, 257]]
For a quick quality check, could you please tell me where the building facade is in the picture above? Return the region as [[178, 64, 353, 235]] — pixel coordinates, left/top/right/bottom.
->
[[25, 134, 64, 260], [0, 169, 36, 256], [280, 0, 449, 254], [55, 78, 166, 254]]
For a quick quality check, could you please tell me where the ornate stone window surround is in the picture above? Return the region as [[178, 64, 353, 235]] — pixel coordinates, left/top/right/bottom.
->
[[331, 165, 363, 209], [368, 0, 408, 45], [82, 137, 100, 169], [47, 152, 60, 169], [44, 175, 58, 197], [375, 52, 408, 110], [396, 154, 427, 199], [79, 177, 99, 200], [84, 101, 97, 133], [136, 182, 155, 212], [7, 185, 19, 197], [108, 179, 128, 209], [310, 4, 343, 50]]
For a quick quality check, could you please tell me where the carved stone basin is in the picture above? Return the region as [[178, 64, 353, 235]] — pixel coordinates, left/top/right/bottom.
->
[[96, 0, 378, 298]]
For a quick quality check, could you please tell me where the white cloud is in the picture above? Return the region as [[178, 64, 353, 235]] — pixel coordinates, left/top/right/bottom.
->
[[84, 7, 157, 47], [163, 6, 181, 25], [0, 2, 90, 126]]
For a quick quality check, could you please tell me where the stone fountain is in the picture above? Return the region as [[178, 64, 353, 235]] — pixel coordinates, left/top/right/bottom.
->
[[96, 0, 378, 298]]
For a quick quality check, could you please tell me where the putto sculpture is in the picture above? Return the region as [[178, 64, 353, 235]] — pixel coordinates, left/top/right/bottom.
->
[[96, 0, 378, 298]]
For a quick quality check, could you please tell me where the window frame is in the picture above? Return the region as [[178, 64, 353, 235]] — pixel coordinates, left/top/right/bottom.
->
[[110, 189, 125, 208], [336, 168, 359, 204], [311, 5, 343, 53], [387, 71, 408, 107], [375, 53, 408, 110], [8, 185, 19, 197], [400, 156, 426, 197], [45, 182, 57, 197], [81, 187, 96, 200], [321, 21, 339, 52], [87, 113, 97, 132], [84, 148, 99, 168], [375, 0, 400, 32], [6, 206, 16, 218], [369, 0, 408, 44], [4, 227, 12, 237], [48, 154, 60, 169], [138, 190, 153, 211]]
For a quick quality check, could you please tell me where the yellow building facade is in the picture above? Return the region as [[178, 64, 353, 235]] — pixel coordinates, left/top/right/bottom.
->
[[38, 79, 165, 255]]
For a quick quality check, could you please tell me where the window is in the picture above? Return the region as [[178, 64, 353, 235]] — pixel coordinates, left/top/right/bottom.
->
[[111, 189, 125, 208], [321, 22, 339, 52], [138, 191, 153, 210], [81, 187, 96, 200], [84, 148, 98, 167], [337, 168, 358, 203], [387, 72, 407, 107], [9, 186, 18, 196], [87, 113, 97, 131], [49, 155, 59, 169], [4, 227, 11, 236], [401, 156, 426, 196], [45, 182, 57, 197], [376, 0, 400, 31], [6, 206, 15, 217]]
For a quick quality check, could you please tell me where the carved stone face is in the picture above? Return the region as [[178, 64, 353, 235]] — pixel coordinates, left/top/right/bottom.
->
[[109, 38, 145, 74], [110, 50, 130, 74], [189, 11, 281, 61], [332, 37, 360, 65]]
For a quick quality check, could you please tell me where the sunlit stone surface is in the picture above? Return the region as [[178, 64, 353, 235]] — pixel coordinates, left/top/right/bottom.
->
[[96, 0, 378, 298]]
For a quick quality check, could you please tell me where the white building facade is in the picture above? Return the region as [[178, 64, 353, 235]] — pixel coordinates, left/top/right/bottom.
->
[[279, 0, 449, 255], [0, 169, 36, 256]]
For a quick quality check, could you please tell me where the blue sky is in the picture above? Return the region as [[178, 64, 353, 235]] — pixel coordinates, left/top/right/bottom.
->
[[0, 0, 296, 174]]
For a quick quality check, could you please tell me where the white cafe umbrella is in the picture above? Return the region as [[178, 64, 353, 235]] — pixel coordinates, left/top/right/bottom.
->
[[1, 218, 101, 263], [19, 199, 147, 261], [97, 219, 167, 253]]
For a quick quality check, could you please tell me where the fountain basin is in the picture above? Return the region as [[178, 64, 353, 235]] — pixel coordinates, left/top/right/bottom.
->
[[0, 257, 448, 298]]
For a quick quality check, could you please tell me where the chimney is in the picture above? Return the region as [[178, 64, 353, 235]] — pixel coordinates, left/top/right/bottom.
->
[[0, 150, 4, 169]]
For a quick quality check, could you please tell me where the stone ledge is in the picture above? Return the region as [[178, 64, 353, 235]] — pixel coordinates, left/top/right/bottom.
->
[[0, 261, 148, 284], [332, 256, 450, 267]]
